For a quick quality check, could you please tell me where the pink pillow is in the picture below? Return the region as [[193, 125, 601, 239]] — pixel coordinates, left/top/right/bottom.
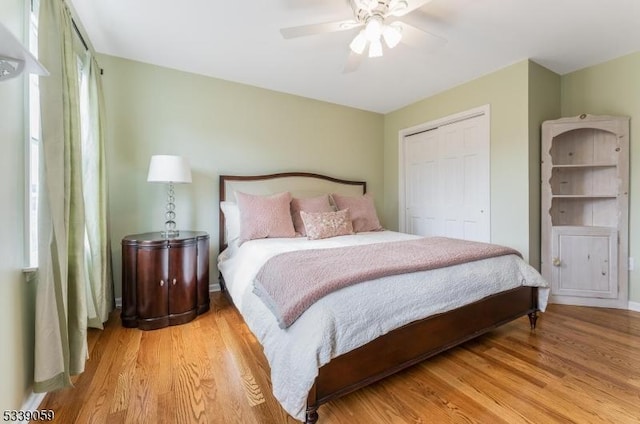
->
[[300, 209, 354, 240], [331, 193, 383, 232], [290, 195, 334, 236], [236, 191, 296, 244]]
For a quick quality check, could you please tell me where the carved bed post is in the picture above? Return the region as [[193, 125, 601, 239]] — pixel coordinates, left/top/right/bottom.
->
[[306, 383, 319, 423], [528, 311, 538, 329], [305, 406, 319, 424]]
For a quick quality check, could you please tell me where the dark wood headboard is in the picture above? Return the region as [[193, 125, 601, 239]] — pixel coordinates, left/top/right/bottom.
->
[[218, 172, 366, 251]]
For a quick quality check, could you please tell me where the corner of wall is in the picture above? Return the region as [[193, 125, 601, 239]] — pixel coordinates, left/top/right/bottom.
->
[[527, 60, 561, 270]]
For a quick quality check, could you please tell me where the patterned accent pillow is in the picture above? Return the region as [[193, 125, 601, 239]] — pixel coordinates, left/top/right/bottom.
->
[[290, 195, 334, 236], [236, 191, 296, 244], [300, 209, 354, 240], [331, 193, 383, 232]]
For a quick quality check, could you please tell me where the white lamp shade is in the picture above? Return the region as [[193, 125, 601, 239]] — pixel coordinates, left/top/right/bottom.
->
[[147, 155, 192, 183]]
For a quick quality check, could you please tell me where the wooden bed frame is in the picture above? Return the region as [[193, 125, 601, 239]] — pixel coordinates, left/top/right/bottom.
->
[[218, 172, 539, 424]]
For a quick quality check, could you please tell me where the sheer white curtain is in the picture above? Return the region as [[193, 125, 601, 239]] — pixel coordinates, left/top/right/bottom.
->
[[79, 52, 113, 328], [34, 0, 113, 392]]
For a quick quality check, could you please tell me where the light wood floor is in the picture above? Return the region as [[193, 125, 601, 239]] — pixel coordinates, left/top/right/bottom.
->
[[37, 292, 640, 424]]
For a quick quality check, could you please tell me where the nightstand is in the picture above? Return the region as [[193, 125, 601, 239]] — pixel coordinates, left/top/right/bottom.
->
[[121, 231, 210, 330]]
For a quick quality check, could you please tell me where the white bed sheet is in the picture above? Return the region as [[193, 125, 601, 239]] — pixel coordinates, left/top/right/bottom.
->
[[217, 231, 550, 421]]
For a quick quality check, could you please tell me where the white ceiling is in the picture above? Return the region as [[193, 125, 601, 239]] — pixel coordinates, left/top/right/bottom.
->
[[68, 0, 640, 114]]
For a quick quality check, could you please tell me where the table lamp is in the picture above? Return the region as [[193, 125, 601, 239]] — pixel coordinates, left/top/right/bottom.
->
[[147, 155, 192, 237]]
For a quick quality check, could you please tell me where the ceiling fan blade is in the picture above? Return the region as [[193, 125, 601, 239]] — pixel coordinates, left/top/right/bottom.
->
[[343, 51, 364, 73], [280, 20, 361, 39], [396, 21, 447, 50], [389, 0, 434, 17]]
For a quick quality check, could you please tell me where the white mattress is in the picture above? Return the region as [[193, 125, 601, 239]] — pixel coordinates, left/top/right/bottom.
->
[[217, 231, 550, 421]]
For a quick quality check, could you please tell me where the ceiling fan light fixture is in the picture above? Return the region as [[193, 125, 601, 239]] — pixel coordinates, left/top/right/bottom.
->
[[388, 0, 409, 16], [382, 24, 402, 49], [364, 17, 383, 41], [368, 38, 383, 58], [349, 31, 368, 55]]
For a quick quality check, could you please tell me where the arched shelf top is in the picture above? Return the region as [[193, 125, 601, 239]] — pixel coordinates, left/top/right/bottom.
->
[[545, 114, 629, 139], [551, 126, 617, 139]]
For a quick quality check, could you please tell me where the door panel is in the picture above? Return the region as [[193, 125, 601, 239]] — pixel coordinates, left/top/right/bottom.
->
[[406, 129, 439, 236], [168, 243, 197, 315], [403, 113, 490, 241], [137, 247, 169, 319], [551, 227, 617, 299]]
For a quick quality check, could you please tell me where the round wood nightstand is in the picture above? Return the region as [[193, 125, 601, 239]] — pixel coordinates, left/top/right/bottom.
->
[[120, 231, 210, 330]]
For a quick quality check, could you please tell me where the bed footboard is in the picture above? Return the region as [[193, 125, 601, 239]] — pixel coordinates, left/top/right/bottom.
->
[[305, 285, 538, 422]]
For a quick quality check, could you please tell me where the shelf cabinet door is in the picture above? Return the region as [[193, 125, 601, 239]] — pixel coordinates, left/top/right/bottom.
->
[[551, 227, 618, 299], [168, 243, 197, 315], [136, 246, 169, 320]]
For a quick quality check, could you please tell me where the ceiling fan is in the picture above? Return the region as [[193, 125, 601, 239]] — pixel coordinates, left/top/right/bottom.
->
[[280, 0, 444, 72]]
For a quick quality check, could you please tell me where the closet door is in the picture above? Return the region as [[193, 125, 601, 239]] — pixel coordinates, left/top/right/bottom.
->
[[403, 113, 490, 242], [404, 128, 439, 237]]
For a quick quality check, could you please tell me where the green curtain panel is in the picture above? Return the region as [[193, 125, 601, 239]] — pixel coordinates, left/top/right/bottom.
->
[[34, 0, 113, 392]]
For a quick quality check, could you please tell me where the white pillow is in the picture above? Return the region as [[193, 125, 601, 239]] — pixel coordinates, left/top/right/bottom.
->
[[220, 201, 241, 245]]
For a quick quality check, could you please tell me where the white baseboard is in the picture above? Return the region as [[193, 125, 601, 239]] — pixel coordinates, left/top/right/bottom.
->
[[18, 391, 47, 422], [629, 301, 640, 312], [22, 390, 46, 410]]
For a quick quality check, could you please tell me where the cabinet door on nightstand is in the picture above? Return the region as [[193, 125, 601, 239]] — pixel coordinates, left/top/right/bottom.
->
[[137, 247, 169, 319], [168, 244, 197, 315]]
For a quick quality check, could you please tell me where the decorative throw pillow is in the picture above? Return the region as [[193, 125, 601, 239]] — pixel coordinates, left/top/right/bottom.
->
[[300, 209, 354, 240], [220, 201, 241, 245], [331, 193, 383, 232], [290, 195, 334, 236], [236, 191, 296, 244]]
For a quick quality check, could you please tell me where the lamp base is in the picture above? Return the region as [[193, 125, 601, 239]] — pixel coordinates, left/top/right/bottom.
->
[[161, 229, 180, 238]]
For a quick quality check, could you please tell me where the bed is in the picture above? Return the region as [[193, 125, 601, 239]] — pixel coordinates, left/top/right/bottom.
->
[[217, 172, 549, 423]]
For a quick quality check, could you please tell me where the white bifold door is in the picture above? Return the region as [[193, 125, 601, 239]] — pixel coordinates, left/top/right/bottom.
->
[[402, 113, 490, 242]]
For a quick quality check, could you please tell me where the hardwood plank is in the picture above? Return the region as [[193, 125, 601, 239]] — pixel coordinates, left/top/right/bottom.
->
[[109, 331, 142, 414], [170, 324, 207, 423], [486, 335, 640, 408], [423, 353, 536, 424], [123, 329, 164, 423], [35, 297, 640, 423]]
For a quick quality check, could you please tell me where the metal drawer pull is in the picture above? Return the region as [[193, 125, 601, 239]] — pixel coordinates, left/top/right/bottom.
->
[[160, 279, 165, 286], [552, 257, 561, 267], [172, 278, 177, 285]]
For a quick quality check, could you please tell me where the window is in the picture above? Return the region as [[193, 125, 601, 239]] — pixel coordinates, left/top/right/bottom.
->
[[26, 0, 95, 270], [25, 0, 96, 270], [26, 0, 40, 268]]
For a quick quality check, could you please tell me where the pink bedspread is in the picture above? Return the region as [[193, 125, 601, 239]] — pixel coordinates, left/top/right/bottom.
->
[[253, 237, 521, 328]]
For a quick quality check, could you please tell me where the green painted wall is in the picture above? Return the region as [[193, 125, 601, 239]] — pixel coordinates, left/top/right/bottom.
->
[[383, 61, 534, 260], [98, 54, 384, 298], [0, 0, 36, 411], [528, 61, 562, 269], [561, 51, 640, 302]]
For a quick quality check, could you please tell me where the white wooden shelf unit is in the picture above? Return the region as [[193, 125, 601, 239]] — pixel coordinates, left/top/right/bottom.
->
[[541, 114, 629, 308]]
